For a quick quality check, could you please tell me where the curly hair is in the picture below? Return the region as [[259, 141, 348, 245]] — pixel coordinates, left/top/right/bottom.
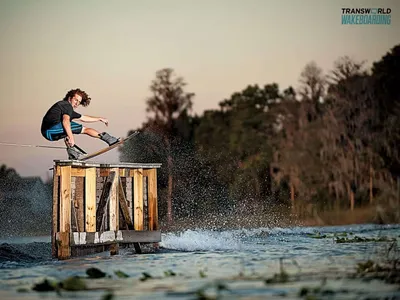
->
[[63, 88, 91, 107]]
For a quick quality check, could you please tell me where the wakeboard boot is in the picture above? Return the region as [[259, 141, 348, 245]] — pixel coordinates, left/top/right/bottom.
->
[[67, 146, 82, 160], [99, 132, 120, 146]]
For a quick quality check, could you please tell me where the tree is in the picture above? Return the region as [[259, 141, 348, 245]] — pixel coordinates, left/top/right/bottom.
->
[[370, 44, 400, 177], [282, 86, 297, 101], [299, 61, 326, 103], [195, 84, 282, 213], [327, 56, 367, 84], [145, 68, 194, 132], [121, 68, 195, 224]]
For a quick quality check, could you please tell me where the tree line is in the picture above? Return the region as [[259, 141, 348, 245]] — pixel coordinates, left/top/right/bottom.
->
[[119, 44, 400, 225]]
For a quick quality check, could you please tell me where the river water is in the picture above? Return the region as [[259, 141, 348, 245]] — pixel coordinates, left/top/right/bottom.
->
[[0, 224, 399, 299]]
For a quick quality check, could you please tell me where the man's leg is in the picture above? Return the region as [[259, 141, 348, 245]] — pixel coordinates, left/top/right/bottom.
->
[[43, 123, 84, 159], [81, 126, 120, 146], [81, 127, 101, 138], [52, 122, 119, 147]]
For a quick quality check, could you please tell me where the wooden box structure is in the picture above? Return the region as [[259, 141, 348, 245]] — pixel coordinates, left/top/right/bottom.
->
[[51, 160, 162, 260]]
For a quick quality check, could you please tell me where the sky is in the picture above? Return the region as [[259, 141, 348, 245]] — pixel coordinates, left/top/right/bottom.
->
[[0, 0, 398, 181]]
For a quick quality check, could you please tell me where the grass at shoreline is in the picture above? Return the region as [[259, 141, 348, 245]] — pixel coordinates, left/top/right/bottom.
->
[[26, 253, 400, 299]]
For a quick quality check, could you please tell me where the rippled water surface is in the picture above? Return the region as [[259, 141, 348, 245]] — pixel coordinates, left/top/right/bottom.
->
[[0, 224, 399, 299]]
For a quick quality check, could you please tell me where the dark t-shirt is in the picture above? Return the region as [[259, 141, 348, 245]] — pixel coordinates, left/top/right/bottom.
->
[[41, 100, 82, 132]]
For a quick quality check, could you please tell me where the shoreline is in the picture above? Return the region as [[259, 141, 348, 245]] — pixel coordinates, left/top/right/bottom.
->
[[0, 205, 398, 239], [159, 205, 400, 233]]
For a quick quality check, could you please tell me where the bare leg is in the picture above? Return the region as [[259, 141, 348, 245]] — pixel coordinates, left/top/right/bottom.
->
[[81, 127, 100, 138], [81, 127, 119, 146]]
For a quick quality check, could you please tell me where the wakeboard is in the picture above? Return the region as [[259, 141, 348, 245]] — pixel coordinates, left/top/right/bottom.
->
[[78, 131, 140, 161]]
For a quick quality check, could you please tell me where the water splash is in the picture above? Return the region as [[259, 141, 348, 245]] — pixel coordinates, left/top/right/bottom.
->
[[160, 229, 243, 251], [160, 224, 400, 252]]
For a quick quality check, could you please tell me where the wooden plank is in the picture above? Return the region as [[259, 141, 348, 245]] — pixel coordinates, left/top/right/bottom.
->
[[126, 177, 133, 221], [143, 169, 149, 231], [118, 177, 142, 254], [70, 177, 77, 231], [100, 168, 111, 177], [51, 166, 60, 258], [71, 202, 78, 232], [101, 168, 127, 177], [56, 167, 86, 177], [118, 177, 133, 229], [109, 243, 119, 255], [72, 168, 86, 177], [109, 168, 119, 231], [147, 168, 159, 230], [54, 160, 162, 169], [85, 168, 96, 232], [57, 232, 71, 259], [75, 176, 84, 231], [59, 166, 71, 233], [96, 172, 116, 231], [66, 230, 162, 246], [133, 168, 144, 230]]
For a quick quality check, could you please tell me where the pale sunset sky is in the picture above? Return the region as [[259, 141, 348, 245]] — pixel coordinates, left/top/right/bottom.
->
[[0, 0, 398, 181]]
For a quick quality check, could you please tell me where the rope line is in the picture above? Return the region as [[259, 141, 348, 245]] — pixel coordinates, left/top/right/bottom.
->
[[0, 142, 66, 150]]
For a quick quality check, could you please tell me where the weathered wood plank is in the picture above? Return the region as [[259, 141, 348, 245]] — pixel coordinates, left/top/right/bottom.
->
[[147, 168, 159, 230], [85, 168, 96, 232], [62, 230, 162, 246], [100, 168, 128, 177], [118, 177, 133, 229], [75, 177, 84, 231], [96, 172, 115, 231], [99, 168, 110, 177], [59, 166, 71, 233], [54, 160, 162, 169], [57, 232, 71, 260], [126, 177, 133, 221], [56, 167, 86, 177], [133, 169, 144, 230], [71, 202, 78, 232], [118, 177, 141, 253], [109, 168, 119, 231], [51, 167, 60, 258], [109, 243, 119, 255]]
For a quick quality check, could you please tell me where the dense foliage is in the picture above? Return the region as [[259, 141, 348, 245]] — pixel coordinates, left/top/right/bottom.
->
[[119, 44, 400, 224]]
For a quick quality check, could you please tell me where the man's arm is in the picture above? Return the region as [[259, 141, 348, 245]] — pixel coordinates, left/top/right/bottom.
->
[[78, 115, 109, 126], [62, 114, 75, 147]]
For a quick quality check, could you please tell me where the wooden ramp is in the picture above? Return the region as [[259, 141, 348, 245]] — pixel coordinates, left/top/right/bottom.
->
[[51, 160, 162, 260]]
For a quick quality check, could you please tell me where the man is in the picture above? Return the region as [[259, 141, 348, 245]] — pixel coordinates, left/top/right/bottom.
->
[[41, 88, 120, 159]]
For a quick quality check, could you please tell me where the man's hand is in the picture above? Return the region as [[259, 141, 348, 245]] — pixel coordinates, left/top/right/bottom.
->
[[65, 136, 75, 147], [99, 118, 109, 126]]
